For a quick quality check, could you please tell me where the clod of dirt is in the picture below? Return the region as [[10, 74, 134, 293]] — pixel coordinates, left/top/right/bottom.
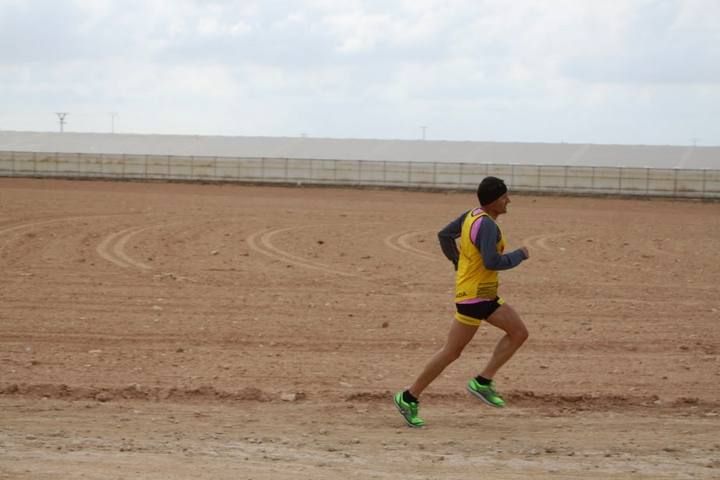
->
[[2, 384, 19, 394], [95, 391, 113, 402], [382, 321, 389, 328], [280, 392, 306, 402]]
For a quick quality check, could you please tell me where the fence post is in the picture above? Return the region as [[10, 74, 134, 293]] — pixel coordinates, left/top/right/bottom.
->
[[702, 169, 707, 199], [673, 168, 678, 198], [645, 168, 650, 196], [537, 165, 541, 191]]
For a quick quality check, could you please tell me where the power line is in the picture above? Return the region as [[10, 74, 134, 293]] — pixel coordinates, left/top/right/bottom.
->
[[55, 112, 68, 133]]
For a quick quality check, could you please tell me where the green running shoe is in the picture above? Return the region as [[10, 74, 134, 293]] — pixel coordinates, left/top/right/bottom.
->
[[393, 391, 425, 428], [467, 378, 506, 408]]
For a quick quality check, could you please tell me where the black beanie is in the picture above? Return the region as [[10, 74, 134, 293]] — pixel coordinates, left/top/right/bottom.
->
[[477, 176, 508, 206]]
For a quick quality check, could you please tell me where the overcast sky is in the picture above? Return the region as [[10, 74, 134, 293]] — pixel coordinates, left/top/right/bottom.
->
[[1, 0, 719, 145]]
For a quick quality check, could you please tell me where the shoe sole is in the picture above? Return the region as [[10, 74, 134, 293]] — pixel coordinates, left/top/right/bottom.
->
[[467, 385, 505, 408], [393, 396, 425, 428]]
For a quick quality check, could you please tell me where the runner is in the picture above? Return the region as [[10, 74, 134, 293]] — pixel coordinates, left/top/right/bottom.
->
[[394, 176, 530, 427]]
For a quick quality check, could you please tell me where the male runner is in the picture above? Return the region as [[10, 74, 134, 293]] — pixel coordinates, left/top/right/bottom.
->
[[394, 176, 530, 427]]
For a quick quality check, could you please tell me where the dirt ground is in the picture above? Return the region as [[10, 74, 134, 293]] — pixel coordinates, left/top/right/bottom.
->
[[1, 177, 719, 479]]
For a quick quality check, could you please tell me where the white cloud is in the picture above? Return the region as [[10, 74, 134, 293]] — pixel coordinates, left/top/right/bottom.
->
[[0, 0, 719, 145]]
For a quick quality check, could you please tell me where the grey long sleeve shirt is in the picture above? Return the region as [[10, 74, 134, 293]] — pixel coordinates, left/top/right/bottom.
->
[[438, 210, 527, 270]]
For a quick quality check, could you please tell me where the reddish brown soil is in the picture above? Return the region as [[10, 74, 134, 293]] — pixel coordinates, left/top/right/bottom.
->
[[1, 178, 719, 479]]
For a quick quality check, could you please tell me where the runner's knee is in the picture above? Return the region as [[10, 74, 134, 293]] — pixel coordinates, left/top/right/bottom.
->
[[441, 344, 464, 362], [512, 323, 529, 344]]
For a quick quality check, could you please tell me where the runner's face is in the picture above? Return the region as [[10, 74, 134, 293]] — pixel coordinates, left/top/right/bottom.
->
[[496, 193, 510, 214]]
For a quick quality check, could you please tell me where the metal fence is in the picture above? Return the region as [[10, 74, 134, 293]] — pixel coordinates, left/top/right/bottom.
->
[[1, 150, 719, 199]]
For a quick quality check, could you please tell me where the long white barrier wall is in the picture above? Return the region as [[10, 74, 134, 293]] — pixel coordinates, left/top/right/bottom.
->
[[1, 151, 718, 198]]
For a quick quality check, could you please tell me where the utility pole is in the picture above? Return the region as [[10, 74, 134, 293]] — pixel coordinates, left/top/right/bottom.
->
[[55, 112, 68, 133], [420, 125, 427, 140], [110, 112, 118, 133]]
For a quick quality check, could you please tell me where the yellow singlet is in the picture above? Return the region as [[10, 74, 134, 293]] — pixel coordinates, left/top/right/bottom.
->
[[455, 208, 506, 302]]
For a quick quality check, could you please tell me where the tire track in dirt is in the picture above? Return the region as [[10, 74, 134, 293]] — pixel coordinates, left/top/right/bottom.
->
[[0, 215, 177, 272], [95, 221, 188, 271], [522, 231, 674, 259], [521, 232, 574, 253], [96, 226, 153, 270], [246, 224, 372, 279], [0, 215, 126, 262], [383, 230, 438, 261], [0, 217, 83, 257], [520, 231, 668, 273]]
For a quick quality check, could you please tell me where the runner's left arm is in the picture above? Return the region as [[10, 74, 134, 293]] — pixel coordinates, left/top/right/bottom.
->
[[475, 218, 527, 271]]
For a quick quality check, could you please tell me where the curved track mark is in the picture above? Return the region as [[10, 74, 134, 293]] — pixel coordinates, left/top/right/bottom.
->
[[520, 232, 573, 252], [521, 231, 652, 272], [113, 226, 154, 270], [97, 222, 183, 271], [383, 231, 437, 261], [247, 225, 367, 278], [0, 217, 83, 252], [0, 215, 124, 259], [96, 228, 133, 268]]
